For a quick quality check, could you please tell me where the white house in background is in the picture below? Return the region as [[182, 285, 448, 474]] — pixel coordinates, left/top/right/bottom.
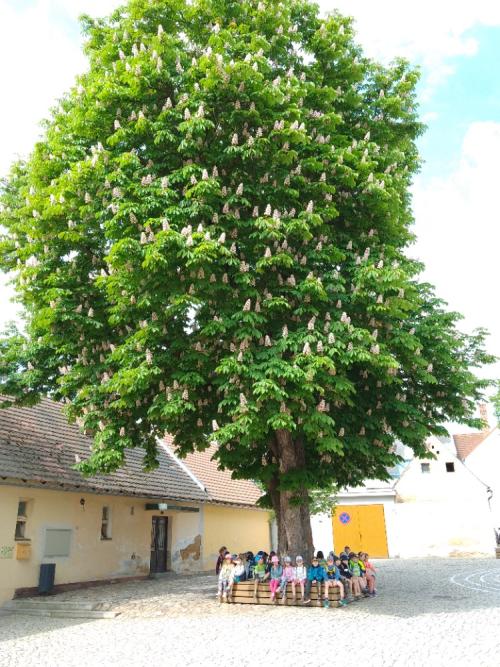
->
[[454, 422, 500, 529], [312, 436, 495, 558]]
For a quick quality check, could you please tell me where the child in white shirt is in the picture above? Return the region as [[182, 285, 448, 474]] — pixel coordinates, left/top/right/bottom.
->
[[292, 555, 308, 602]]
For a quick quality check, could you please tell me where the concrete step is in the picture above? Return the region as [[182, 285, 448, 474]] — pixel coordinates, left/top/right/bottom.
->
[[5, 608, 119, 619], [5, 599, 112, 612], [3, 599, 118, 619]]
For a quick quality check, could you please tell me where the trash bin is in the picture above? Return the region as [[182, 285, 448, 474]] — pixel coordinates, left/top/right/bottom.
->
[[39, 563, 56, 594]]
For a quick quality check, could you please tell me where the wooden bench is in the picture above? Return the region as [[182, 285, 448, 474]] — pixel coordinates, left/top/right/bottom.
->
[[228, 580, 341, 606]]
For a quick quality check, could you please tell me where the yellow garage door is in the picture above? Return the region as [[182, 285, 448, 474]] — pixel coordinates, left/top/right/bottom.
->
[[332, 504, 388, 558]]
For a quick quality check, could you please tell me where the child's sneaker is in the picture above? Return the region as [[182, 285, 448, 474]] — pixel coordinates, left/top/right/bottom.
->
[[339, 599, 348, 606], [222, 593, 227, 602], [323, 598, 330, 608]]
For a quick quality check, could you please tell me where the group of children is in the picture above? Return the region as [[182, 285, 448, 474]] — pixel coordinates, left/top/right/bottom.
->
[[216, 545, 377, 607]]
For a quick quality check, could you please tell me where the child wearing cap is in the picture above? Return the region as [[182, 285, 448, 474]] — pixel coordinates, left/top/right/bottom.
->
[[292, 556, 308, 602], [325, 555, 347, 606], [216, 552, 235, 602], [252, 554, 267, 600], [269, 555, 283, 603], [304, 556, 328, 606], [348, 552, 363, 599], [278, 556, 295, 603]]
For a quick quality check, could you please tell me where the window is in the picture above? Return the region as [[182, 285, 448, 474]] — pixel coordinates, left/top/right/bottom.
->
[[44, 529, 72, 557], [101, 506, 112, 540], [446, 462, 455, 473], [15, 500, 29, 540], [421, 462, 430, 474]]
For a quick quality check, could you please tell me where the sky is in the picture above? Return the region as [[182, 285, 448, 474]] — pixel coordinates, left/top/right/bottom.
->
[[0, 0, 499, 422]]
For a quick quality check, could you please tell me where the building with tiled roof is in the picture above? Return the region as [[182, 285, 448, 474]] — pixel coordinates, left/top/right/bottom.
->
[[0, 396, 208, 503], [166, 438, 263, 507], [453, 429, 494, 461], [452, 418, 500, 529], [312, 434, 496, 559], [0, 398, 271, 606]]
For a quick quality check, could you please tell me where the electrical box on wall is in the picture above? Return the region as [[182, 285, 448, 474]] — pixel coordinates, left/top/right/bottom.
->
[[15, 542, 32, 560]]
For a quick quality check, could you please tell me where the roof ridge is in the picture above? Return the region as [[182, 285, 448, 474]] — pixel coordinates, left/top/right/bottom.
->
[[160, 439, 210, 498]]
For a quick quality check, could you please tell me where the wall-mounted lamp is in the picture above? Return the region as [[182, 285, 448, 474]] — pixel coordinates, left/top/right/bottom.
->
[[80, 498, 86, 510]]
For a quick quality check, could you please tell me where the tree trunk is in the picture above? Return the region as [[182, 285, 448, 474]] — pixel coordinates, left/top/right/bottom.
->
[[268, 472, 288, 554], [272, 430, 314, 561]]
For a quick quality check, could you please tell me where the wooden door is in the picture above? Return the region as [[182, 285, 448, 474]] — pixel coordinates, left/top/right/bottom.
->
[[332, 504, 389, 558], [150, 516, 168, 573]]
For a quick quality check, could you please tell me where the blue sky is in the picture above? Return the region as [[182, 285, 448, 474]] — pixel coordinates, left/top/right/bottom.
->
[[0, 0, 499, 422], [418, 25, 500, 177]]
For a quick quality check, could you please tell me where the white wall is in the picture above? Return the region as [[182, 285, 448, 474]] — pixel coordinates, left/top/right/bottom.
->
[[464, 428, 500, 526], [311, 513, 334, 554], [394, 438, 495, 556], [312, 435, 496, 558]]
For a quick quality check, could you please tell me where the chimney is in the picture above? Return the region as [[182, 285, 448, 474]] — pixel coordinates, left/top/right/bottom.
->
[[479, 403, 489, 431]]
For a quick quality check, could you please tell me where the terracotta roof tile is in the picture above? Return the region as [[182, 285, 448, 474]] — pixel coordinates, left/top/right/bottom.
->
[[0, 397, 208, 502], [453, 428, 494, 460], [168, 439, 263, 507]]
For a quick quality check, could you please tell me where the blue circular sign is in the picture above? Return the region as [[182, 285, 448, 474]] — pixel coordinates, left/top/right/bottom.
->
[[339, 512, 351, 525]]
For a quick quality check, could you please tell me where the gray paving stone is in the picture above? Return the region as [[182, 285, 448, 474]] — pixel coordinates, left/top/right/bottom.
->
[[1, 558, 500, 667]]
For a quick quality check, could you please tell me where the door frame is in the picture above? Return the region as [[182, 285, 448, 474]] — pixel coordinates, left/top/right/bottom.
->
[[150, 515, 169, 574]]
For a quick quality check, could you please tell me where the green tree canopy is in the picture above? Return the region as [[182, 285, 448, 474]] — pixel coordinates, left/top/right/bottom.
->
[[0, 0, 493, 555]]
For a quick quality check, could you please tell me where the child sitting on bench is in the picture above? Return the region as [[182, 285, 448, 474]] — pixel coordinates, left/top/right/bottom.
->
[[268, 555, 283, 602], [278, 556, 295, 602], [325, 554, 347, 606], [252, 554, 267, 600], [304, 555, 328, 605], [292, 555, 308, 602], [216, 552, 235, 602]]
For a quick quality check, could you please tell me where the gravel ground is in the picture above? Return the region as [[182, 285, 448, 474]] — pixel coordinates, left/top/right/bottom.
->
[[1, 558, 500, 667]]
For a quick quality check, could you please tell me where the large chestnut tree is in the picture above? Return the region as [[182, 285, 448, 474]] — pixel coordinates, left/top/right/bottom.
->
[[0, 0, 492, 556]]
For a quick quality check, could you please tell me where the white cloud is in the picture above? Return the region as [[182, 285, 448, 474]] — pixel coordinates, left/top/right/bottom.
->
[[321, 0, 500, 94], [412, 121, 500, 375], [0, 0, 122, 177], [1, 0, 499, 389]]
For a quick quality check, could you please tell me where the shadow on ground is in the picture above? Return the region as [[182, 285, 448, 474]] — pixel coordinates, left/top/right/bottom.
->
[[2, 558, 500, 636]]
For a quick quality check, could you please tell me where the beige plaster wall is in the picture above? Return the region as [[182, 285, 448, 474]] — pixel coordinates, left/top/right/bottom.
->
[[0, 483, 203, 605], [202, 505, 271, 571]]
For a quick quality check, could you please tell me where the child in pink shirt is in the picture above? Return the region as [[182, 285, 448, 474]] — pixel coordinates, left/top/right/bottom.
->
[[268, 555, 283, 602], [363, 553, 377, 595], [279, 556, 295, 603]]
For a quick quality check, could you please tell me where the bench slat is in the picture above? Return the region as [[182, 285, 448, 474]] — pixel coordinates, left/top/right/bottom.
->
[[228, 581, 341, 606]]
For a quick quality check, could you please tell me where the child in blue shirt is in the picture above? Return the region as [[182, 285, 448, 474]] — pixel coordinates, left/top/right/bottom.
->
[[325, 555, 347, 605], [304, 556, 328, 605]]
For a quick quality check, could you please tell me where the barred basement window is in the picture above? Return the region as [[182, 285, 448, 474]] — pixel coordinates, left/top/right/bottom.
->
[[15, 500, 28, 540], [101, 506, 112, 540], [420, 462, 430, 474]]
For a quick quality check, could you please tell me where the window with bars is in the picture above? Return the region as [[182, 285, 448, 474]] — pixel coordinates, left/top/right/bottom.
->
[[15, 500, 29, 540], [101, 506, 112, 540]]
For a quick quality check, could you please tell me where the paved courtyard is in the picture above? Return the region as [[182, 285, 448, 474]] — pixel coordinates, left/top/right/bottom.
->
[[1, 558, 500, 667]]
